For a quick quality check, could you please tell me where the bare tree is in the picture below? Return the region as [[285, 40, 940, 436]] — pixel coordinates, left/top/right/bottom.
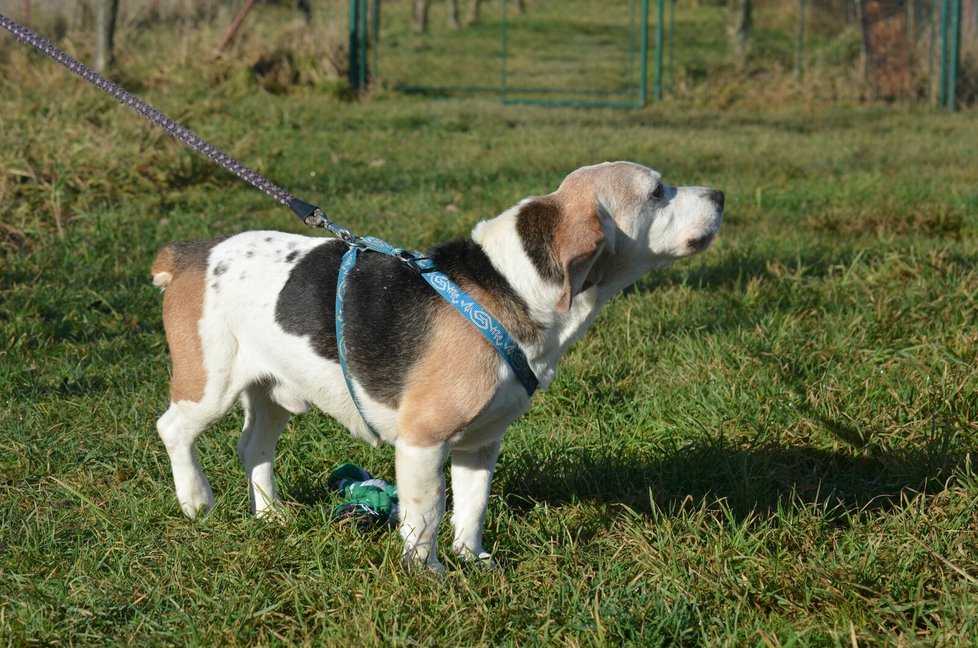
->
[[414, 0, 461, 32], [95, 0, 119, 73], [727, 0, 752, 68], [416, 0, 527, 31]]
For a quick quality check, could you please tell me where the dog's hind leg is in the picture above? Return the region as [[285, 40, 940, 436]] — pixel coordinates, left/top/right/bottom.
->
[[237, 383, 291, 517], [450, 439, 501, 565], [157, 401, 220, 518]]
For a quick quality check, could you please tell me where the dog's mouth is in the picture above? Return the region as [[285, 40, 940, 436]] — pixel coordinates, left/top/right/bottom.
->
[[686, 231, 717, 253]]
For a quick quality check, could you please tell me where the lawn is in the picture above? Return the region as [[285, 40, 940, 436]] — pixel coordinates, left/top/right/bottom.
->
[[1, 1, 977, 645]]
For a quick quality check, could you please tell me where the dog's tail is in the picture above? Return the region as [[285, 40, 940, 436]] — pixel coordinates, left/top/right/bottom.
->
[[150, 235, 230, 290], [151, 238, 225, 291], [151, 244, 177, 290]]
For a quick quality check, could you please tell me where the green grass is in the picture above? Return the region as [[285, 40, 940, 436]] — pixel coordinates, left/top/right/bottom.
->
[[2, 3, 978, 645]]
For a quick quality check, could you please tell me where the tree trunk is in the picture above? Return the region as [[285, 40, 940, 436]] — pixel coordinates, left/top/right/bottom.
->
[[95, 0, 120, 73], [414, 0, 430, 32], [213, 0, 258, 58], [727, 0, 752, 68], [445, 0, 460, 30]]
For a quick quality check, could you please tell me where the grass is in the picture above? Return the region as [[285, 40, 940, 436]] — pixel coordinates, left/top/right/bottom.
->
[[2, 2, 978, 645]]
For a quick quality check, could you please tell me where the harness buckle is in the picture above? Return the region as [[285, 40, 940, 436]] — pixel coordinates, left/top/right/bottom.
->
[[397, 250, 421, 272]]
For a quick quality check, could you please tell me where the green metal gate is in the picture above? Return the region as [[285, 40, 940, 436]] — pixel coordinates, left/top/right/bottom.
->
[[354, 0, 656, 109]]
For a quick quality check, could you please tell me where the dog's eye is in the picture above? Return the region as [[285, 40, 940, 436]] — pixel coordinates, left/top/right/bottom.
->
[[650, 183, 665, 200]]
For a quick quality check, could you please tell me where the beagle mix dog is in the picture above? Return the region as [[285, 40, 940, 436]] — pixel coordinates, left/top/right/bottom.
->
[[151, 161, 724, 572]]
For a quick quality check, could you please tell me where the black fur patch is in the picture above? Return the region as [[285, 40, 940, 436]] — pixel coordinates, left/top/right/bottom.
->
[[515, 198, 562, 284], [426, 238, 540, 343], [285, 250, 299, 263], [274, 240, 437, 407], [274, 240, 345, 362], [275, 237, 537, 407]]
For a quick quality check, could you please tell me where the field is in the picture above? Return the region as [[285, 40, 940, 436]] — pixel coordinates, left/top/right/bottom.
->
[[2, 1, 978, 645]]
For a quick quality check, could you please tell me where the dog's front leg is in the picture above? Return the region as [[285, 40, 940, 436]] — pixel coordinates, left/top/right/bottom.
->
[[395, 440, 449, 573], [450, 440, 501, 565]]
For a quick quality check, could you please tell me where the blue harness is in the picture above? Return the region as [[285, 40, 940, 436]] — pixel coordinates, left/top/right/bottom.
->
[[335, 235, 539, 436]]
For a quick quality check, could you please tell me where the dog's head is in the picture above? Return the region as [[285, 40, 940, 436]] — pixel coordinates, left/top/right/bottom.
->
[[507, 161, 724, 312]]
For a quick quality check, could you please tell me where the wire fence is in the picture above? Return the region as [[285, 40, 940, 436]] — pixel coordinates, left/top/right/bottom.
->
[[370, 0, 650, 107], [371, 0, 977, 108], [2, 0, 975, 108]]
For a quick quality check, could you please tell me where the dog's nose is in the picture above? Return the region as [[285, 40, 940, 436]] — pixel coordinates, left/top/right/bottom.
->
[[707, 189, 725, 210], [686, 232, 716, 252]]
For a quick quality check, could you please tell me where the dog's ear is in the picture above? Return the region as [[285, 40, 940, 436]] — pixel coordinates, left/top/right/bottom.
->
[[554, 199, 606, 312], [515, 193, 609, 312]]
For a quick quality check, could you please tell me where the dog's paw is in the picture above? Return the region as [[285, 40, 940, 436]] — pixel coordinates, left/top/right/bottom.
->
[[180, 501, 214, 519], [402, 546, 446, 576], [452, 543, 497, 569], [471, 551, 497, 570], [254, 500, 294, 524], [401, 554, 446, 577]]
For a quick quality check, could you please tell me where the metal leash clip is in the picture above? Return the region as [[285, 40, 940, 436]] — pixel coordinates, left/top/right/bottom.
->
[[324, 222, 359, 247], [305, 209, 359, 247]]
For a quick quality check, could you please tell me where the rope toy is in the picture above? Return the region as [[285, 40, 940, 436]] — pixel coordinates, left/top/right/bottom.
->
[[327, 464, 399, 526]]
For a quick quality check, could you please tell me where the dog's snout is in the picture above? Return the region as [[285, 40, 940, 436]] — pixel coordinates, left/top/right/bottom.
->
[[707, 189, 725, 210]]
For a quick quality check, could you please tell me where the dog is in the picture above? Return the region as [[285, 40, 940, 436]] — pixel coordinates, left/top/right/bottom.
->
[[151, 161, 724, 572]]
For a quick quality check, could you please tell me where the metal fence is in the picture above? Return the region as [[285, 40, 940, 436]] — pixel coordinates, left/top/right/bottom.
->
[[3, 0, 974, 108], [367, 0, 976, 108], [361, 0, 650, 108]]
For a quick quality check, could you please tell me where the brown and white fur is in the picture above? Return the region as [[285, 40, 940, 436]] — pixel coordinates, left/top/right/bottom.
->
[[151, 161, 723, 572]]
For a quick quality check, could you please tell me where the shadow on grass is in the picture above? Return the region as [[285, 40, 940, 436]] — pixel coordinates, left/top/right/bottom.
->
[[496, 427, 972, 523], [628, 243, 863, 296]]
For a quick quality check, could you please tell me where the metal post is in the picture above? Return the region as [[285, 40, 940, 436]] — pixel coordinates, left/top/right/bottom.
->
[[348, 0, 359, 92], [668, 0, 675, 91], [948, 0, 961, 110], [372, 0, 380, 85], [928, 0, 936, 102], [500, 0, 509, 101], [938, 0, 949, 106], [628, 0, 636, 95], [796, 0, 805, 84], [653, 0, 662, 101], [638, 0, 649, 104], [358, 0, 368, 91]]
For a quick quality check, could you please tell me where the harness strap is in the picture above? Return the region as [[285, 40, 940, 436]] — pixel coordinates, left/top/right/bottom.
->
[[413, 257, 539, 396], [335, 245, 383, 441], [335, 240, 538, 436]]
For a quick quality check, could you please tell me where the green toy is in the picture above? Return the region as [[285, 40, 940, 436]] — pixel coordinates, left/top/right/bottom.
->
[[327, 464, 399, 526]]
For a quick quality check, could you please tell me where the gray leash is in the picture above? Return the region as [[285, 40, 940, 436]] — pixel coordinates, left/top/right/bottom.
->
[[0, 12, 351, 238]]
